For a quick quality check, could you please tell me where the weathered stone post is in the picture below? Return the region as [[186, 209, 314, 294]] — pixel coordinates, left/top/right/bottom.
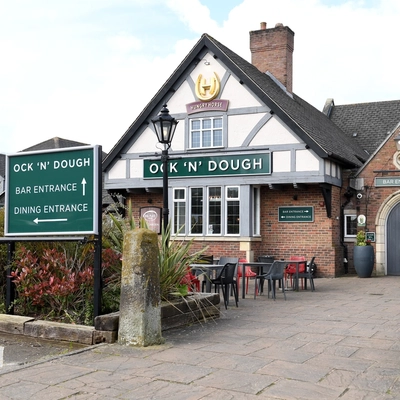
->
[[118, 228, 164, 346]]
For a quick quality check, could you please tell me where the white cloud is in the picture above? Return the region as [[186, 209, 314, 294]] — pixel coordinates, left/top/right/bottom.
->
[[167, 0, 219, 33]]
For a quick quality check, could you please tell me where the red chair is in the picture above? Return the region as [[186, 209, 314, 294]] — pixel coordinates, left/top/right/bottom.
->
[[285, 256, 306, 289], [237, 258, 256, 294]]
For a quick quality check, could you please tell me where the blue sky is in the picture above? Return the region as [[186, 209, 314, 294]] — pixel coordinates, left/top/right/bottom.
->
[[1, 0, 399, 154]]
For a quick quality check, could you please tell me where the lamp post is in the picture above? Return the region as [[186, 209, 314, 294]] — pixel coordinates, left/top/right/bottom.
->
[[152, 104, 179, 236]]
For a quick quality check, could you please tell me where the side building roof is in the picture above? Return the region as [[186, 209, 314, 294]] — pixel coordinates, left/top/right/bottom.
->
[[324, 99, 400, 157]]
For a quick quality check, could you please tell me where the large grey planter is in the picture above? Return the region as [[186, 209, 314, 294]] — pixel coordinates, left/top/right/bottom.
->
[[354, 246, 374, 278]]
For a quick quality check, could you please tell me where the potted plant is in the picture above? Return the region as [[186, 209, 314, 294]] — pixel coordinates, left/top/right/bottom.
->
[[353, 231, 374, 278]]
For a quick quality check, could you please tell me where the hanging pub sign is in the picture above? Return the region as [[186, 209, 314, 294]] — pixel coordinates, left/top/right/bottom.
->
[[357, 214, 366, 227], [140, 206, 161, 234], [144, 153, 271, 179]]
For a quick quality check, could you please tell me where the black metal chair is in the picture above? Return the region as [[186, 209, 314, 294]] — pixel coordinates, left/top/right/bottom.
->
[[254, 260, 287, 300], [256, 255, 275, 294], [210, 262, 239, 309], [297, 257, 316, 291]]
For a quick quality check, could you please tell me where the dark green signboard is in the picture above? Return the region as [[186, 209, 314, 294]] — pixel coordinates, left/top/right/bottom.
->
[[5, 146, 99, 236], [278, 206, 314, 222], [144, 153, 270, 178]]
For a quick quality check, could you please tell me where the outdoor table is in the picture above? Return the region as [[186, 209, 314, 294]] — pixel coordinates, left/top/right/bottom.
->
[[189, 264, 223, 293], [239, 262, 273, 299]]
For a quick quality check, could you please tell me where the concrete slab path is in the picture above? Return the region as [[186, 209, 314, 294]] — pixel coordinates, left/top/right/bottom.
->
[[1, 276, 400, 399]]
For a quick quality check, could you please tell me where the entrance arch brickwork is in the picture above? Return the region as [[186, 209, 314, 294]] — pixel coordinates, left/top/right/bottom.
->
[[375, 190, 400, 275]]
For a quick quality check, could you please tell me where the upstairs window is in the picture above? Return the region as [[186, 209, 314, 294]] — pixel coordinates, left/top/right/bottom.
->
[[190, 117, 223, 148]]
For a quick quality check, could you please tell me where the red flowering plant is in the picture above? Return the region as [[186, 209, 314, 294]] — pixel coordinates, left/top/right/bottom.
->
[[10, 246, 94, 324]]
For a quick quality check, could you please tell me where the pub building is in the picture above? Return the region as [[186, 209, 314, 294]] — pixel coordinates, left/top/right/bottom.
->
[[102, 22, 400, 277]]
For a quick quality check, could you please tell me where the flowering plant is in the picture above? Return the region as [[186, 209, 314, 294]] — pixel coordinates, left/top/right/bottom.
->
[[356, 231, 371, 246]]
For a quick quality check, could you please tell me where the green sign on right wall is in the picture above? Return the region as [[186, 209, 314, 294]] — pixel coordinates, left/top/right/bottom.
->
[[278, 206, 314, 222]]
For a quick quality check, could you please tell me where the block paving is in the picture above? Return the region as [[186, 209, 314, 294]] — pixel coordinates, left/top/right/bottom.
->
[[1, 275, 400, 399]]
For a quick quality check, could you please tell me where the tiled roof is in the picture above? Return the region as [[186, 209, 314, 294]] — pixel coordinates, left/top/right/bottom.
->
[[327, 100, 400, 157], [22, 137, 88, 152], [103, 33, 371, 170]]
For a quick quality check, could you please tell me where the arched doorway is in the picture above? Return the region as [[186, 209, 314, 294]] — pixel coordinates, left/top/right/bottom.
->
[[387, 202, 400, 275], [375, 190, 400, 275]]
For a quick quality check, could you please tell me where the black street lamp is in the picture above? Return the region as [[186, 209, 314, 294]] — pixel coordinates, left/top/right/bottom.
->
[[152, 104, 179, 235]]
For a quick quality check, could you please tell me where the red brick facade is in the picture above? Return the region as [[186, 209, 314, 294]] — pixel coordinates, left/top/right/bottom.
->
[[127, 183, 345, 278], [344, 125, 400, 276]]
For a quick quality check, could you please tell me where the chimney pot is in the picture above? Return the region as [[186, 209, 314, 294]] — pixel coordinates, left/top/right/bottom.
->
[[260, 22, 266, 30]]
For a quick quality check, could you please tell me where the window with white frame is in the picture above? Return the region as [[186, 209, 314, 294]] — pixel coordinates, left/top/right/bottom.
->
[[173, 188, 186, 233], [226, 186, 239, 234], [190, 117, 223, 148], [172, 185, 241, 236], [252, 186, 260, 236], [190, 187, 203, 234], [208, 187, 221, 234], [344, 214, 357, 238]]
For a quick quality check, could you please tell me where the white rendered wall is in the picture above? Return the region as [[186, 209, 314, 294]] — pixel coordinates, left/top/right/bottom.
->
[[108, 159, 126, 179], [130, 159, 143, 178], [273, 151, 291, 172], [250, 117, 300, 146], [228, 113, 266, 147], [296, 149, 319, 171], [221, 75, 262, 108]]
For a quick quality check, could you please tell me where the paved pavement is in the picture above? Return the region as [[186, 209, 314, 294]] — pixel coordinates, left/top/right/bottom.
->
[[1, 276, 400, 399], [0, 332, 88, 373]]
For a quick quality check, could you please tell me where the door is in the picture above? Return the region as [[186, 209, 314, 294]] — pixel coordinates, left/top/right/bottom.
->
[[387, 202, 400, 275]]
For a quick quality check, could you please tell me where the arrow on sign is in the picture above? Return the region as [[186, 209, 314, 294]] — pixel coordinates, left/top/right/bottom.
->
[[34, 218, 68, 224], [81, 178, 87, 196]]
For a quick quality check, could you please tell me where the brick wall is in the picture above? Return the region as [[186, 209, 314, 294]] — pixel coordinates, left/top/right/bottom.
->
[[250, 23, 294, 93], [123, 183, 342, 278]]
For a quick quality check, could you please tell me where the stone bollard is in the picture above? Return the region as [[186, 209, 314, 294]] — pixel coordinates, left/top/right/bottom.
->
[[118, 228, 164, 346]]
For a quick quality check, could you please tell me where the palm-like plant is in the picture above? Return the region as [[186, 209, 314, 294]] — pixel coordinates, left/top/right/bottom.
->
[[157, 223, 205, 299], [104, 201, 206, 301]]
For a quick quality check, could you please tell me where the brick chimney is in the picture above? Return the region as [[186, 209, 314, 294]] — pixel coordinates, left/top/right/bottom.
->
[[250, 22, 294, 93]]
